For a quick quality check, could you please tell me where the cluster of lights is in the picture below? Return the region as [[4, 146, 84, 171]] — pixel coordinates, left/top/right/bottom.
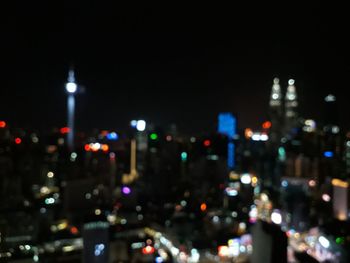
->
[[131, 120, 146, 131], [251, 133, 269, 142], [84, 143, 109, 152]]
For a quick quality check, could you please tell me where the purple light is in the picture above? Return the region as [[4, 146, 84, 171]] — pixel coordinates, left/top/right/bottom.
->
[[122, 186, 131, 195]]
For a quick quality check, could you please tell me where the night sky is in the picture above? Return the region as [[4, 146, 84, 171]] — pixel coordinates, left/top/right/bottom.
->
[[1, 4, 349, 133]]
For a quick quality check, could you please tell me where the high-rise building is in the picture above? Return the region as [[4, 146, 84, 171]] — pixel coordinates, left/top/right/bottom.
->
[[268, 78, 283, 147], [284, 79, 298, 135]]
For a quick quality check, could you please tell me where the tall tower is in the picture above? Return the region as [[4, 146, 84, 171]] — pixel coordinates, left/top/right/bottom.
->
[[268, 78, 283, 146], [284, 79, 298, 135]]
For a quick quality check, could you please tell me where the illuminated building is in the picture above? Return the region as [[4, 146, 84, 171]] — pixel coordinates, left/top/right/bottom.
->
[[284, 79, 298, 135], [217, 112, 236, 170], [268, 78, 283, 146]]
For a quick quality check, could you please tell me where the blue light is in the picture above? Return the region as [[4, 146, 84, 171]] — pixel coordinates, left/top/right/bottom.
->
[[218, 113, 236, 138], [218, 113, 236, 169], [155, 256, 164, 263], [227, 142, 235, 169], [106, 132, 118, 140], [324, 151, 334, 158], [94, 243, 105, 257], [281, 180, 288, 187]]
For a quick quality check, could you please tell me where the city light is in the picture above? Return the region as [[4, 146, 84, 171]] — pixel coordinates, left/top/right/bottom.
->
[[240, 173, 251, 185], [60, 127, 70, 134], [331, 178, 348, 188], [106, 132, 118, 140], [65, 82, 77, 93], [142, 245, 155, 255], [15, 137, 22, 144], [262, 121, 272, 129], [271, 210, 282, 224], [324, 151, 334, 158], [181, 152, 188, 161], [0, 121, 6, 128], [203, 139, 211, 147], [122, 186, 131, 195], [200, 203, 207, 212], [136, 120, 146, 131], [322, 194, 331, 202], [318, 236, 330, 248], [150, 133, 158, 140]]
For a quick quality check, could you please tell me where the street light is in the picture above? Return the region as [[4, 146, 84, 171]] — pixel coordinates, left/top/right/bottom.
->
[[65, 69, 78, 151]]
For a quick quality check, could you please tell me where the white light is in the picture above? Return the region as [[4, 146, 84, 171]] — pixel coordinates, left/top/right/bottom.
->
[[136, 120, 146, 131], [225, 188, 238, 196], [252, 134, 261, 141], [322, 194, 331, 202], [47, 172, 54, 178], [240, 173, 251, 185], [325, 94, 336, 102], [271, 210, 282, 224], [318, 236, 330, 248], [66, 82, 77, 93], [213, 216, 220, 223], [288, 79, 295, 85], [272, 94, 279, 100], [260, 134, 269, 141], [332, 126, 340, 134], [347, 141, 350, 147], [180, 200, 187, 207]]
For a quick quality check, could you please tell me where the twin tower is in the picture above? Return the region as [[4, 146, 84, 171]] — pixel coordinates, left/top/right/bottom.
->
[[269, 78, 298, 143]]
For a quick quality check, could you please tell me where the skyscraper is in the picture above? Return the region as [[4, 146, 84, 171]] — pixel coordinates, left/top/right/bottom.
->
[[284, 79, 298, 135], [268, 78, 283, 147]]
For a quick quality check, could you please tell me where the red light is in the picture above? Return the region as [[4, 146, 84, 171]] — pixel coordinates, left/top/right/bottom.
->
[[60, 127, 70, 134], [204, 140, 211, 147], [15, 138, 22, 144], [142, 245, 155, 255], [0, 121, 6, 128], [262, 121, 272, 129], [200, 203, 207, 212], [70, 226, 78, 235], [84, 144, 91, 151]]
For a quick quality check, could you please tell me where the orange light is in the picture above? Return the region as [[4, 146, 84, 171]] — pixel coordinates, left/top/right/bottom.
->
[[101, 144, 109, 152], [15, 138, 22, 144], [245, 128, 253, 138], [200, 203, 207, 212], [332, 178, 348, 188], [60, 127, 70, 134], [218, 246, 229, 257], [70, 226, 79, 235], [84, 144, 91, 151], [0, 121, 6, 128], [262, 121, 272, 129], [204, 140, 211, 147], [142, 245, 155, 255]]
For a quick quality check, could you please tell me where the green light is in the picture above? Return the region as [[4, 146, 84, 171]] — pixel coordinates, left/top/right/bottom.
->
[[181, 152, 188, 161], [150, 133, 158, 140], [336, 237, 345, 244]]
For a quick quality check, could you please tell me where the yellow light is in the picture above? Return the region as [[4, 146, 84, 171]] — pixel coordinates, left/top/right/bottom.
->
[[251, 176, 258, 184], [332, 179, 348, 188], [95, 209, 101, 215], [229, 171, 240, 180], [57, 221, 68, 230]]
